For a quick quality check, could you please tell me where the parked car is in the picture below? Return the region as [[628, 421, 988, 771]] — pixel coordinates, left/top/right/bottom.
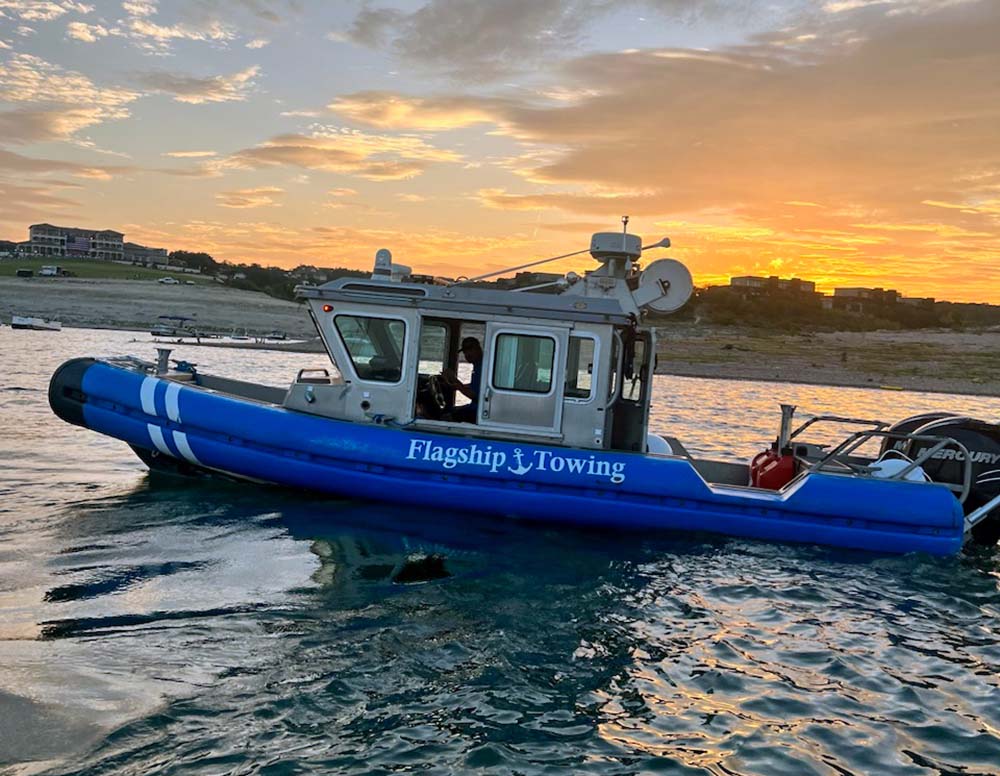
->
[[158, 277, 180, 285]]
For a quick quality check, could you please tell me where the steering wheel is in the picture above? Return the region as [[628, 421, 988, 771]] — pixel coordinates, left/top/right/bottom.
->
[[427, 374, 448, 410]]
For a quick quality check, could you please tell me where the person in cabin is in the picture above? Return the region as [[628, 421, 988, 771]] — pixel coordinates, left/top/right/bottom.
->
[[442, 336, 483, 423]]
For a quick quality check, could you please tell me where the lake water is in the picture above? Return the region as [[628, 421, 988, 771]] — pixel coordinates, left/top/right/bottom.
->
[[2, 326, 1000, 775]]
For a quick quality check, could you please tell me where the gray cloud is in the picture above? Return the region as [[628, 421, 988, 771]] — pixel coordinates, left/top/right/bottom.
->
[[344, 6, 406, 47], [135, 65, 260, 104], [338, 0, 746, 81], [0, 106, 104, 143], [0, 148, 133, 179], [178, 0, 295, 25], [340, 0, 609, 80], [226, 129, 462, 181]]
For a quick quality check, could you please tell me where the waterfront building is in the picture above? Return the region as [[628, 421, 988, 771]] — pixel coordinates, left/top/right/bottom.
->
[[730, 275, 817, 295], [899, 296, 936, 309], [495, 271, 564, 290], [26, 223, 124, 260], [123, 242, 169, 265], [832, 287, 900, 313]]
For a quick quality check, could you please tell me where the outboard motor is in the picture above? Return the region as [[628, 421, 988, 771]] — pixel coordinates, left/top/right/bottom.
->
[[894, 416, 1000, 545], [881, 412, 958, 453]]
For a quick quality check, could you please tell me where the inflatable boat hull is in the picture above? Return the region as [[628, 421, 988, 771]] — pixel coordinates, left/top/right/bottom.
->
[[49, 358, 966, 556]]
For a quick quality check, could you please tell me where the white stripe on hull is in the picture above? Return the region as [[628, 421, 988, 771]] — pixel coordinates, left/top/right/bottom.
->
[[164, 382, 181, 423], [140, 377, 158, 416], [172, 431, 200, 465], [147, 423, 171, 455]]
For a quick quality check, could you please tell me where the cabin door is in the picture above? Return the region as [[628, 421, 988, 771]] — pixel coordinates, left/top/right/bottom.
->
[[479, 323, 568, 434]]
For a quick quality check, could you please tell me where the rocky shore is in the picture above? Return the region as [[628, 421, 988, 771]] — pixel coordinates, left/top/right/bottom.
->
[[0, 276, 315, 339]]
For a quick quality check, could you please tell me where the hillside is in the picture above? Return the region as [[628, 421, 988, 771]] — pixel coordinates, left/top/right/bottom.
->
[[0, 258, 215, 284], [0, 277, 315, 338]]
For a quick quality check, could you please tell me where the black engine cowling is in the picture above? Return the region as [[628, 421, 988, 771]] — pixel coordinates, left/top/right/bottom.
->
[[881, 412, 958, 451], [891, 416, 1000, 544]]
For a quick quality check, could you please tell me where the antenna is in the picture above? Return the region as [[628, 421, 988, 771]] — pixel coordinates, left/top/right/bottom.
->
[[449, 247, 592, 286], [642, 237, 671, 251]]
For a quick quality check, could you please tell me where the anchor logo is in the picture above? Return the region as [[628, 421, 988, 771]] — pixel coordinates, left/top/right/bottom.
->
[[508, 448, 534, 476]]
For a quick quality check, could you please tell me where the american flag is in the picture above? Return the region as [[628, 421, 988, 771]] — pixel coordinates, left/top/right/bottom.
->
[[66, 236, 90, 252]]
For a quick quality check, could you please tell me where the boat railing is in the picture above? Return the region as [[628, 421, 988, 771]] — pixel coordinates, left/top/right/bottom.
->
[[789, 414, 889, 442], [801, 429, 973, 503]]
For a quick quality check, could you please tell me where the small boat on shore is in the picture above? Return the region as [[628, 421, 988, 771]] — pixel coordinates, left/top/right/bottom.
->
[[49, 226, 1000, 555], [150, 315, 211, 341], [12, 315, 61, 331]]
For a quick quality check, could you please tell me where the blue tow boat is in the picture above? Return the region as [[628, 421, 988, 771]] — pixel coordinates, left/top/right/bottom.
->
[[49, 226, 1000, 555]]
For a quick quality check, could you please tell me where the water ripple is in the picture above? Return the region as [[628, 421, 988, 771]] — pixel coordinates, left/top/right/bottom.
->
[[2, 327, 1000, 774]]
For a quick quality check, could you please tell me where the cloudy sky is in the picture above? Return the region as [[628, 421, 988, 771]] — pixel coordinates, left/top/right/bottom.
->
[[1, 0, 998, 301]]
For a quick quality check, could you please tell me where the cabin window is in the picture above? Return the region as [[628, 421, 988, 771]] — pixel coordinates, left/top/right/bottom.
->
[[418, 320, 449, 374], [334, 315, 405, 382], [565, 336, 596, 400], [492, 333, 555, 394]]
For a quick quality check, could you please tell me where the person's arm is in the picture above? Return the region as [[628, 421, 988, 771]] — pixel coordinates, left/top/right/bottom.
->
[[442, 369, 476, 400], [453, 381, 475, 400]]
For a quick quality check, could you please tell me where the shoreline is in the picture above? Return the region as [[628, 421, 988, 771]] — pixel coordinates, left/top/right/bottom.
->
[[653, 366, 1000, 398], [81, 324, 1000, 398], [654, 324, 1000, 399], [2, 277, 996, 398]]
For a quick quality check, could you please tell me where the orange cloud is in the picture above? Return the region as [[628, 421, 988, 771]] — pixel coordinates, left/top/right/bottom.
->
[[227, 128, 462, 180], [330, 92, 502, 130], [216, 186, 284, 209]]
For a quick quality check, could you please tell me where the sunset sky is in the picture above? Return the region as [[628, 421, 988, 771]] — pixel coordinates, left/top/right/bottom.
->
[[1, 0, 998, 302]]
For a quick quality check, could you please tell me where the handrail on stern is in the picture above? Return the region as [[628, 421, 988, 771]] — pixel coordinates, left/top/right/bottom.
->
[[803, 429, 973, 504]]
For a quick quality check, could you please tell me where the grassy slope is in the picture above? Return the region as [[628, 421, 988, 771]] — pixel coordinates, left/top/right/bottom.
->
[[0, 258, 214, 284]]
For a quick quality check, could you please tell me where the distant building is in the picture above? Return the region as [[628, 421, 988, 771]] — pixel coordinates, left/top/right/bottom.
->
[[123, 242, 169, 265], [832, 287, 899, 314], [723, 276, 823, 307], [26, 223, 124, 260], [408, 273, 452, 285], [730, 275, 817, 295], [495, 271, 563, 290], [899, 296, 935, 309], [0, 239, 17, 258], [289, 264, 330, 283]]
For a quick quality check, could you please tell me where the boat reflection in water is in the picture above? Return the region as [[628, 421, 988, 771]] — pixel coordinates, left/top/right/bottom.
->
[[35, 478, 656, 642]]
